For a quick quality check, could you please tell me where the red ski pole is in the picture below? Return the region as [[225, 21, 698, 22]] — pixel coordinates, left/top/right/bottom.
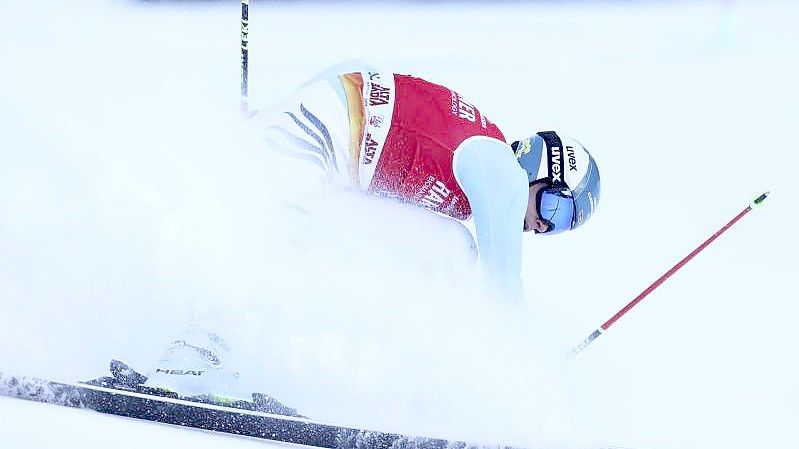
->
[[571, 191, 770, 356]]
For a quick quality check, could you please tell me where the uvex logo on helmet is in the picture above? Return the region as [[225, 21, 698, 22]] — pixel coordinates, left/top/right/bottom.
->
[[566, 145, 578, 171], [549, 145, 563, 183], [539, 131, 569, 185]]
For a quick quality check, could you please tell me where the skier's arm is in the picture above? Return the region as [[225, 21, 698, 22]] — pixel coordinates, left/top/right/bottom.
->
[[452, 136, 529, 303]]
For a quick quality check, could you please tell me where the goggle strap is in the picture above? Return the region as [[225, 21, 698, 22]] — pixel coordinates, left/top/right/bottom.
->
[[536, 131, 566, 185]]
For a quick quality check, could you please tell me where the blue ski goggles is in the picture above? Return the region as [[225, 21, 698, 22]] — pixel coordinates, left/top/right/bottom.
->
[[537, 186, 576, 235]]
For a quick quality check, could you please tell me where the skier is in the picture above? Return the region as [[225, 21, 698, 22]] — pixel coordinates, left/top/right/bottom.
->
[[250, 61, 601, 303], [143, 63, 601, 400]]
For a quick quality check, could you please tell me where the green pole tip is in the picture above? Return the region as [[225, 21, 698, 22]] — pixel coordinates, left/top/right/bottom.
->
[[752, 191, 770, 206]]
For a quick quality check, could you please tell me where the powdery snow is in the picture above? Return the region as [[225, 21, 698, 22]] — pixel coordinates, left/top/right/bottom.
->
[[0, 1, 796, 449]]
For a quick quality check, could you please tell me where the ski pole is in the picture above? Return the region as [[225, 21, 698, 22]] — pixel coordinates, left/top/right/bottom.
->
[[240, 0, 250, 117], [570, 191, 770, 356]]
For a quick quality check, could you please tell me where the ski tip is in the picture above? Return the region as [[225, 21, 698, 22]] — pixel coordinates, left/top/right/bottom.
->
[[751, 191, 770, 207]]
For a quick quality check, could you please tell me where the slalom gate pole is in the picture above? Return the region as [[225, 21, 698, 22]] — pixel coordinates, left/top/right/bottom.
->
[[570, 191, 770, 356], [240, 0, 250, 117]]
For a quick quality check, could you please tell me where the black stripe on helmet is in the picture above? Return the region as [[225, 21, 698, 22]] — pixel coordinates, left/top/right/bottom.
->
[[536, 131, 566, 187]]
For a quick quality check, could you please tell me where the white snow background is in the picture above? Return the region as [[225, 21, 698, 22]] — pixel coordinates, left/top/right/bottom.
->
[[0, 1, 796, 449]]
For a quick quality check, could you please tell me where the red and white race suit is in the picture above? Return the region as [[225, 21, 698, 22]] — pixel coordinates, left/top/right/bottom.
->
[[339, 71, 528, 302], [252, 67, 529, 303], [340, 71, 507, 221]]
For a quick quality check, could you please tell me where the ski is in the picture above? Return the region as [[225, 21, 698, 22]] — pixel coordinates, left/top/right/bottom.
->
[[0, 361, 511, 449]]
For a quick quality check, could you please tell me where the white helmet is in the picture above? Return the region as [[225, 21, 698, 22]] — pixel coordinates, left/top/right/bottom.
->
[[512, 131, 601, 232]]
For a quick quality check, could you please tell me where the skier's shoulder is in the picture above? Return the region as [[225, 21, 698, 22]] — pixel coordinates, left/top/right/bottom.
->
[[454, 136, 527, 193]]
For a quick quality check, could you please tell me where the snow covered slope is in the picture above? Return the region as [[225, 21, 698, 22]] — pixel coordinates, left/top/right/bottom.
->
[[0, 1, 796, 449]]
